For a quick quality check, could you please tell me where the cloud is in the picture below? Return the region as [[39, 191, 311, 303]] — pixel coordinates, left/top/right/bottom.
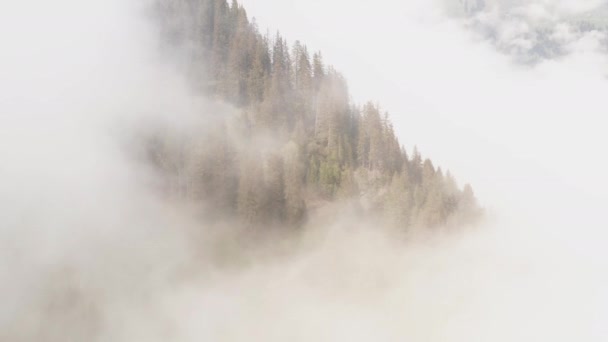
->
[[2, 0, 608, 341], [234, 0, 608, 335], [453, 0, 608, 62], [0, 0, 218, 339]]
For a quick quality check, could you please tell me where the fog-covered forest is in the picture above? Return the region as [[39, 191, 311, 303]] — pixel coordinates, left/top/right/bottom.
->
[[151, 0, 480, 231], [6, 0, 608, 340]]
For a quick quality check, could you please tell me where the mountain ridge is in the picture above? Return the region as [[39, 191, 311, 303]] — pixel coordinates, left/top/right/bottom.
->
[[151, 0, 481, 231]]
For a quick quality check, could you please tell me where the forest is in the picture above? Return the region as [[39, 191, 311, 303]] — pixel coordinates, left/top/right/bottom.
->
[[150, 0, 481, 231]]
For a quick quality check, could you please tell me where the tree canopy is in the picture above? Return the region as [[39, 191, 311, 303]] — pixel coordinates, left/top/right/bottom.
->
[[152, 0, 482, 230]]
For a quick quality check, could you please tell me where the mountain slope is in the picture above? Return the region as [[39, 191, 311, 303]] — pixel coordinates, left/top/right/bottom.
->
[[151, 0, 481, 230]]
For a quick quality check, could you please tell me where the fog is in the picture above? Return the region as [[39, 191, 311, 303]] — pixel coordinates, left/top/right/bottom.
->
[[241, 0, 608, 243], [2, 0, 608, 340]]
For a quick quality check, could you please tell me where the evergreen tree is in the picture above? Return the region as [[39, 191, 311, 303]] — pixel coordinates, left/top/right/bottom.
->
[[283, 142, 307, 226], [237, 154, 265, 227], [153, 0, 481, 230], [264, 153, 286, 224]]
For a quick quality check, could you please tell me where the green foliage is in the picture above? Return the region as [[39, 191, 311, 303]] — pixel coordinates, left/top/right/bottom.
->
[[154, 0, 482, 229], [318, 155, 341, 197]]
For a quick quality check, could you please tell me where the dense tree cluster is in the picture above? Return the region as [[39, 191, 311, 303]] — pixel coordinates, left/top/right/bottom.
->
[[151, 0, 481, 230]]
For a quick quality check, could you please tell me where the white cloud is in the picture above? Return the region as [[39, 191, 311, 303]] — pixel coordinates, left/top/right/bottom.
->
[[239, 0, 608, 337], [2, 0, 608, 340]]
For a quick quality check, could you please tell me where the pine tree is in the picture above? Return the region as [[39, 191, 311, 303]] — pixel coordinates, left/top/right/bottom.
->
[[153, 0, 481, 231], [283, 142, 307, 226], [264, 153, 286, 224], [237, 154, 265, 227]]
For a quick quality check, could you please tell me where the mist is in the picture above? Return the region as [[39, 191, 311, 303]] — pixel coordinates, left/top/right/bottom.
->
[[2, 0, 608, 341]]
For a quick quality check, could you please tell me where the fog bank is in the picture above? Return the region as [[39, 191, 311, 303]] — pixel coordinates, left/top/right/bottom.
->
[[2, 0, 608, 341]]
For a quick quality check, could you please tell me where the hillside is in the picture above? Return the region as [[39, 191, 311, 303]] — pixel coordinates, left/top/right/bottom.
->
[[150, 0, 481, 230]]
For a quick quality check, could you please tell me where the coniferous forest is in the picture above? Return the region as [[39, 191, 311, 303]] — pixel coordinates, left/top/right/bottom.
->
[[150, 0, 481, 231], [7, 1, 608, 340]]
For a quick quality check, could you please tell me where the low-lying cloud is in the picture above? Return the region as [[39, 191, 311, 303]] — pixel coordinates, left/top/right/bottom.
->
[[2, 0, 608, 341], [450, 0, 608, 62]]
